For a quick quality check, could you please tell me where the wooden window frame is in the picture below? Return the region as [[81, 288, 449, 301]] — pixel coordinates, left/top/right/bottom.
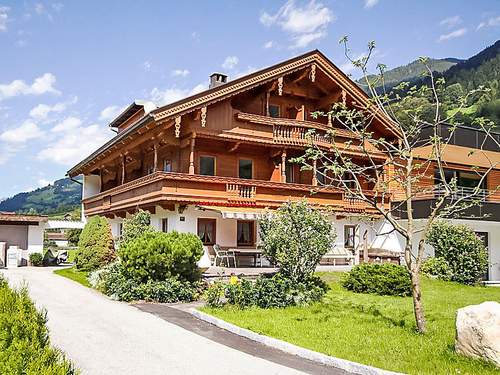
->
[[344, 225, 357, 249], [197, 218, 217, 246], [238, 158, 254, 179], [199, 154, 216, 176], [269, 103, 281, 118], [161, 218, 168, 233], [237, 220, 256, 247]]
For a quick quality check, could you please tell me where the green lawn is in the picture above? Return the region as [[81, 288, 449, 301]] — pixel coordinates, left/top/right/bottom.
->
[[201, 273, 500, 374], [54, 267, 90, 288]]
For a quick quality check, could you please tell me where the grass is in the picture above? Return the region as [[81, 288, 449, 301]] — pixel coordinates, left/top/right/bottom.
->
[[201, 273, 500, 374], [54, 266, 90, 288]]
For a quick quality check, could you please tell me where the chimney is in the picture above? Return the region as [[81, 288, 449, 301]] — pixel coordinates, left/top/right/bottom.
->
[[209, 73, 228, 89]]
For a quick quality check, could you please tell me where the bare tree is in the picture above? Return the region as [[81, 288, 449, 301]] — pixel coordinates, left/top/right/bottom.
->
[[295, 38, 499, 333]]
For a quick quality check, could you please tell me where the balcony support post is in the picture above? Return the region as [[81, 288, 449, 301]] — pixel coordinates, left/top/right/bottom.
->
[[153, 142, 158, 173], [265, 91, 270, 116], [121, 154, 126, 185], [189, 136, 196, 175], [312, 159, 318, 186], [281, 149, 287, 183]]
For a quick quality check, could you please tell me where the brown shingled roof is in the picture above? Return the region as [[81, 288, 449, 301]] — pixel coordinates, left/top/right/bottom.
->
[[0, 212, 48, 224]]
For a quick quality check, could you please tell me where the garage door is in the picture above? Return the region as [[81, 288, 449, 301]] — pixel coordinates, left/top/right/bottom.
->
[[0, 225, 28, 250]]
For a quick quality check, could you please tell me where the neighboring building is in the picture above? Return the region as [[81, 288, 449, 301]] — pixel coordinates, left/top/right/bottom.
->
[[394, 124, 500, 281], [46, 231, 69, 247], [0, 212, 47, 266], [67, 50, 401, 263]]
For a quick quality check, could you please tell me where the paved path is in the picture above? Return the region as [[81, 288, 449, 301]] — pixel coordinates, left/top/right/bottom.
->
[[0, 267, 343, 375]]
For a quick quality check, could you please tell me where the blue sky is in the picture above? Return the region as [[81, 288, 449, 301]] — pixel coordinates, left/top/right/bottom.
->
[[0, 0, 498, 199]]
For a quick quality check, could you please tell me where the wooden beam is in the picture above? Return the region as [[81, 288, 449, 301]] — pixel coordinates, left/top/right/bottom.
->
[[281, 149, 287, 183], [188, 136, 195, 174]]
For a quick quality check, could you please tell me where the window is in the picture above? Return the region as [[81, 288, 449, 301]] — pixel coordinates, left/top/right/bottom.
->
[[118, 223, 123, 236], [237, 220, 255, 246], [200, 156, 215, 176], [434, 168, 486, 189], [316, 168, 326, 185], [344, 225, 357, 249], [161, 218, 168, 233], [163, 159, 172, 172], [269, 104, 280, 118], [239, 159, 253, 179], [197, 218, 216, 245], [147, 165, 154, 174], [285, 163, 295, 183], [342, 172, 356, 189]]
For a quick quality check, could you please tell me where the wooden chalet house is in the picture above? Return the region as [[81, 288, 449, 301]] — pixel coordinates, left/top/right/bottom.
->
[[68, 50, 401, 264]]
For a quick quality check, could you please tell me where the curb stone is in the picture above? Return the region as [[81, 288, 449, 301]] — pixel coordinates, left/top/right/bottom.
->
[[189, 308, 405, 375]]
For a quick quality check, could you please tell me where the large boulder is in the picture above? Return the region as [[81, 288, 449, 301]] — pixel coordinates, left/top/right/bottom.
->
[[456, 301, 500, 366]]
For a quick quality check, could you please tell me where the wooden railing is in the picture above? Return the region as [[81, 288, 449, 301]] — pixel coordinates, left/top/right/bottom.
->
[[272, 124, 331, 146], [226, 183, 256, 200]]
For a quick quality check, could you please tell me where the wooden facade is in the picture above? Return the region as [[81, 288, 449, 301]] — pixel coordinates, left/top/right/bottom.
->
[[68, 50, 397, 218]]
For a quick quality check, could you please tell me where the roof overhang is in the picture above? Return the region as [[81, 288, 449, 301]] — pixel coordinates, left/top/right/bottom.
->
[[0, 212, 48, 225], [414, 144, 500, 170], [108, 100, 157, 129]]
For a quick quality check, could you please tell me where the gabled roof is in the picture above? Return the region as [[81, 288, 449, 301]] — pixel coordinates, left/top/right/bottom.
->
[[68, 49, 399, 177], [109, 100, 157, 129]]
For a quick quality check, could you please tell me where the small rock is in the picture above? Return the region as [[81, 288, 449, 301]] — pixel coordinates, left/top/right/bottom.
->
[[456, 301, 500, 366]]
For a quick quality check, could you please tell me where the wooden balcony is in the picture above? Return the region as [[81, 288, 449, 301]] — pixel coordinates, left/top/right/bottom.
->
[[82, 171, 383, 217]]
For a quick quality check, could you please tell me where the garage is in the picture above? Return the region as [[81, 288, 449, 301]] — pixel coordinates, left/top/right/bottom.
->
[[0, 212, 47, 267]]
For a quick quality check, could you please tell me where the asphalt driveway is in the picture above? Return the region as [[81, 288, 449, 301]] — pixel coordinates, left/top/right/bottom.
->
[[1, 266, 309, 375]]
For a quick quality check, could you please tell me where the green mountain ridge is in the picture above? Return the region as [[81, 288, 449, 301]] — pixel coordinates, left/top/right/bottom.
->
[[0, 178, 82, 215]]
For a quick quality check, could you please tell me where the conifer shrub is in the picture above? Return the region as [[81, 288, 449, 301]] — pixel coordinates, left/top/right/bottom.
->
[[341, 263, 412, 297], [119, 231, 203, 282], [119, 209, 154, 246], [75, 216, 115, 271]]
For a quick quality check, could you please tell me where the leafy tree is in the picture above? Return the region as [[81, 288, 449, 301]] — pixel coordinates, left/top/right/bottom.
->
[[259, 201, 336, 283], [295, 37, 498, 333], [76, 216, 115, 271], [66, 228, 82, 247], [120, 210, 154, 246], [426, 221, 488, 285]]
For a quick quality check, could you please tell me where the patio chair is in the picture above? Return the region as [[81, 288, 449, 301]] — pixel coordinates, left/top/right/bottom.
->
[[213, 244, 237, 267]]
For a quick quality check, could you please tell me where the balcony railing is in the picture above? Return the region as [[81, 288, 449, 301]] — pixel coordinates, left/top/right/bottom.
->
[[414, 186, 500, 203], [272, 125, 332, 147], [82, 171, 383, 216]]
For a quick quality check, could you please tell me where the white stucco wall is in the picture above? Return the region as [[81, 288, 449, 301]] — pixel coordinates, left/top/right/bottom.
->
[[27, 224, 45, 254], [82, 175, 101, 223]]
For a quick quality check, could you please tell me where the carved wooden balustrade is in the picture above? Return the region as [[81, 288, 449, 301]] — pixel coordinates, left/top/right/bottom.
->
[[82, 171, 383, 217]]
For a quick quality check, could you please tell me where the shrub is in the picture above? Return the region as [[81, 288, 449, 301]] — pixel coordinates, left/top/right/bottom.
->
[[88, 262, 199, 303], [29, 252, 43, 266], [0, 276, 76, 374], [119, 231, 203, 283], [341, 263, 412, 297], [426, 221, 488, 285], [66, 228, 82, 247], [119, 210, 154, 246], [421, 257, 453, 281], [204, 282, 225, 308], [75, 216, 115, 271], [259, 201, 336, 283], [205, 273, 328, 309]]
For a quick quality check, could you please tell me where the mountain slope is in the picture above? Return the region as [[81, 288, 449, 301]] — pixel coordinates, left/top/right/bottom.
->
[[0, 178, 82, 215]]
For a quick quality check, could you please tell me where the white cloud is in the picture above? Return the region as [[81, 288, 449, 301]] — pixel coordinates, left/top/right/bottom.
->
[[477, 15, 500, 30], [51, 116, 82, 132], [35, 3, 45, 14], [99, 105, 126, 122], [29, 97, 77, 120], [221, 56, 239, 70], [0, 6, 9, 32], [150, 83, 207, 106], [143, 61, 152, 71], [0, 73, 60, 101], [263, 40, 274, 49], [37, 178, 50, 187], [439, 15, 462, 28], [364, 0, 379, 9], [38, 124, 113, 166], [171, 69, 190, 77], [438, 28, 467, 42], [260, 0, 334, 49], [0, 120, 44, 143]]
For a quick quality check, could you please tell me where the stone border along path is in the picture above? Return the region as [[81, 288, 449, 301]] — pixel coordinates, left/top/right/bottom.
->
[[188, 308, 404, 375], [134, 303, 346, 375]]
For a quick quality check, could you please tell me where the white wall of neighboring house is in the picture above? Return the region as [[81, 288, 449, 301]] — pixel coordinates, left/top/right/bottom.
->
[[27, 224, 45, 254]]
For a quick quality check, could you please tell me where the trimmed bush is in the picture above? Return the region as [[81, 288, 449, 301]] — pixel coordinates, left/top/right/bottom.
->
[[66, 228, 82, 247], [259, 201, 336, 283], [29, 252, 43, 266], [426, 221, 488, 285], [421, 257, 453, 281], [88, 262, 200, 303], [119, 231, 203, 283], [205, 273, 328, 309], [75, 216, 115, 271], [119, 210, 154, 247], [341, 263, 412, 297], [0, 275, 76, 374]]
